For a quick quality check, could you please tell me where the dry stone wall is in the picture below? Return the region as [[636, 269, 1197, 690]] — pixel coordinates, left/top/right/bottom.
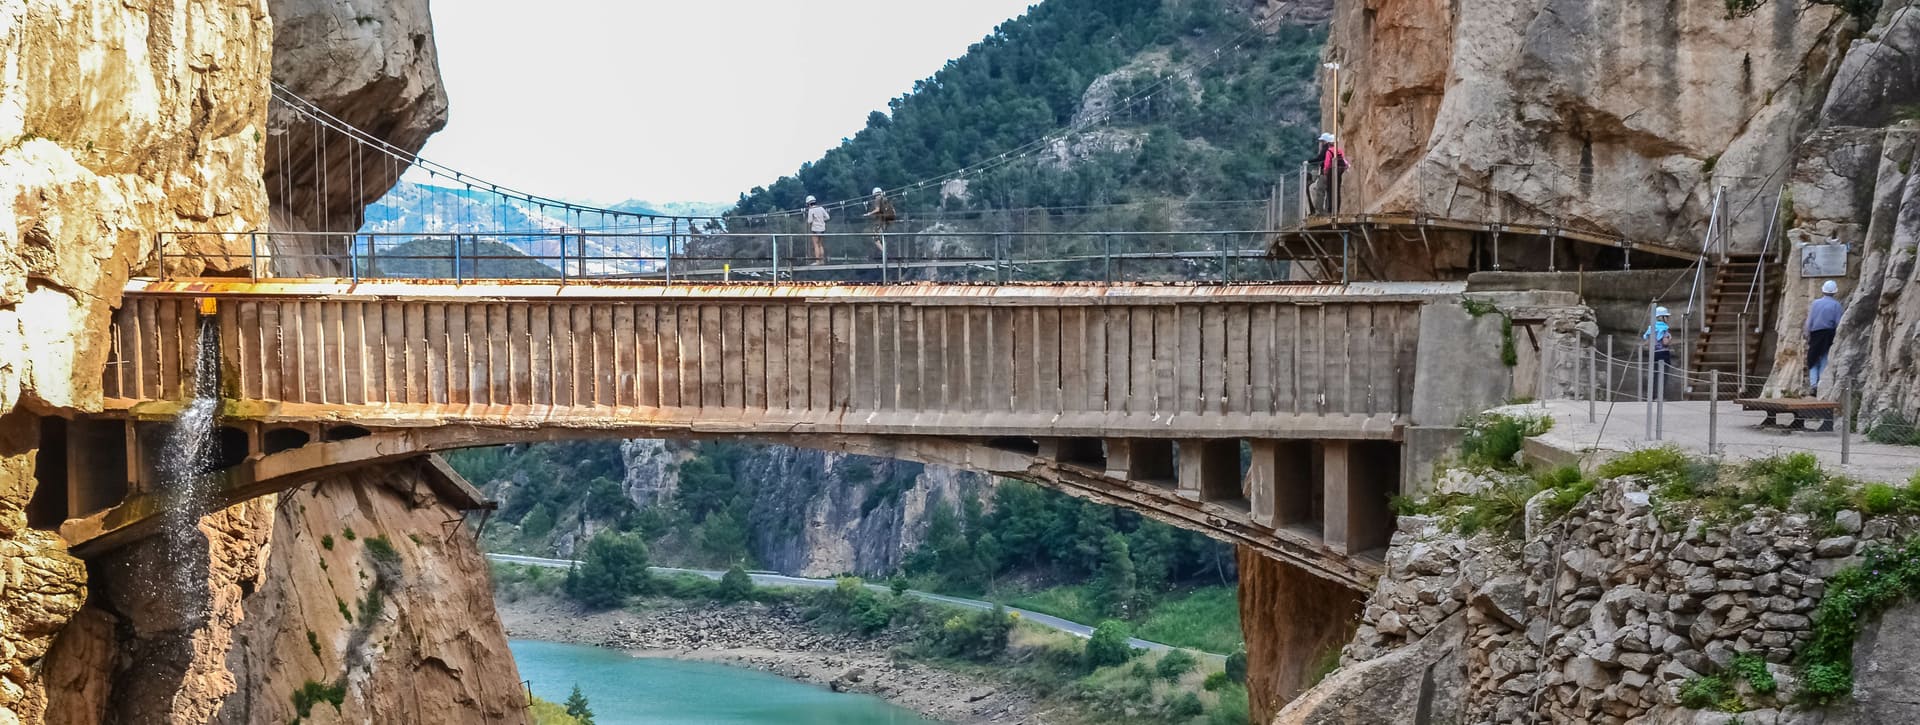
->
[[1278, 476, 1920, 725]]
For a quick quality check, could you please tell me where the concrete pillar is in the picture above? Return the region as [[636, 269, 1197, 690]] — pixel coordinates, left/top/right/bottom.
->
[[1249, 440, 1314, 529], [1176, 439, 1241, 503], [1105, 438, 1174, 485], [1323, 439, 1398, 555]]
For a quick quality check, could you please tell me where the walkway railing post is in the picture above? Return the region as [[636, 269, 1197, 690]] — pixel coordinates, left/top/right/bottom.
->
[[1341, 231, 1351, 284], [452, 234, 463, 285], [557, 232, 568, 285], [249, 232, 260, 282], [1103, 234, 1113, 284], [1587, 344, 1597, 423], [1643, 346, 1654, 440], [1709, 370, 1720, 455], [1738, 314, 1749, 397], [664, 229, 674, 285], [995, 234, 1006, 285], [348, 235, 359, 285], [880, 231, 889, 284], [1537, 336, 1549, 406], [1655, 355, 1666, 441], [1219, 234, 1230, 283], [1606, 336, 1615, 402], [366, 233, 377, 278], [576, 232, 587, 279], [771, 234, 780, 281], [1841, 388, 1853, 465]]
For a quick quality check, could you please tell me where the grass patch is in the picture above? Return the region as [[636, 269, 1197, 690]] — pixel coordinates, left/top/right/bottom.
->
[[1458, 413, 1553, 471], [1132, 588, 1243, 654], [364, 536, 400, 568], [1394, 464, 1595, 539], [306, 630, 321, 658]]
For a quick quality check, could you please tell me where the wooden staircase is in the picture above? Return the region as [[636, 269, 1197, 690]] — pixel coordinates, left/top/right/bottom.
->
[[1692, 254, 1780, 398]]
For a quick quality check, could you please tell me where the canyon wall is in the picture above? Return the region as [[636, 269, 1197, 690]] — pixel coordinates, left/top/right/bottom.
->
[[9, 0, 515, 722], [1323, 0, 1849, 256], [606, 440, 995, 577], [0, 1, 275, 720]]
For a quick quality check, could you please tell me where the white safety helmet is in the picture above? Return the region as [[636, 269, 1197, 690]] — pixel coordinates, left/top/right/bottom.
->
[[871, 187, 884, 195], [1318, 132, 1336, 143], [805, 195, 817, 204], [1822, 280, 1839, 295], [1654, 306, 1671, 318]]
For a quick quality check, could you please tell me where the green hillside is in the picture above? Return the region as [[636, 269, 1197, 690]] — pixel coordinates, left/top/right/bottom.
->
[[729, 0, 1325, 222]]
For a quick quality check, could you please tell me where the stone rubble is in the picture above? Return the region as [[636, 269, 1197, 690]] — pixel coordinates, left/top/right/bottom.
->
[[1285, 476, 1920, 725]]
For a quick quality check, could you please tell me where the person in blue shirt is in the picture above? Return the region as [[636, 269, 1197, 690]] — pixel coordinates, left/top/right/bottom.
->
[[1642, 306, 1673, 365], [1806, 280, 1844, 393], [1642, 306, 1674, 399]]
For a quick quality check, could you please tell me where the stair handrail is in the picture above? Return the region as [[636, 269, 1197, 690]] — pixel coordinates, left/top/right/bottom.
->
[[1742, 187, 1785, 332]]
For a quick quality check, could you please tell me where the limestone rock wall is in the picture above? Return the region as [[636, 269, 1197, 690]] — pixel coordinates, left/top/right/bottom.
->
[[1324, 0, 1849, 256], [1765, 8, 1920, 424], [212, 466, 524, 724], [0, 1, 276, 721], [1275, 476, 1920, 724]]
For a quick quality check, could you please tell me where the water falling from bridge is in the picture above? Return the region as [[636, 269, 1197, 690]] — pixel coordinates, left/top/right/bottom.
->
[[155, 315, 222, 615]]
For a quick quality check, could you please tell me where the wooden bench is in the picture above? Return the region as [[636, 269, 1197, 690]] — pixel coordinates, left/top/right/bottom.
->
[[1734, 398, 1839, 432]]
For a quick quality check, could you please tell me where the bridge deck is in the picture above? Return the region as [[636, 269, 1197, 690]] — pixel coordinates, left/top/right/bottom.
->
[[105, 279, 1463, 440]]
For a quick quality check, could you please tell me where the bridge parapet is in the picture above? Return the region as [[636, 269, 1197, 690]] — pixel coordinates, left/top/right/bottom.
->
[[67, 279, 1501, 589]]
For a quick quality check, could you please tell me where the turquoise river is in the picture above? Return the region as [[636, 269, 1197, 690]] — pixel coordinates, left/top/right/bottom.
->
[[511, 640, 944, 724]]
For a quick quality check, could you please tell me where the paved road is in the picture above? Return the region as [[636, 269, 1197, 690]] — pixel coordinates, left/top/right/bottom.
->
[[487, 553, 1197, 654]]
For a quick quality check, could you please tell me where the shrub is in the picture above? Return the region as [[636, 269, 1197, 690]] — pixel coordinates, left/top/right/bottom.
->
[[1730, 653, 1776, 695], [565, 532, 653, 610], [1085, 620, 1138, 669], [342, 527, 357, 541], [1224, 648, 1247, 684], [320, 534, 334, 551], [1163, 691, 1204, 719], [291, 679, 346, 718], [1744, 453, 1824, 510], [1678, 674, 1730, 709], [1206, 684, 1250, 725], [1202, 671, 1230, 691], [1799, 537, 1920, 704], [1459, 414, 1553, 470], [927, 605, 1015, 661], [1859, 482, 1900, 515], [364, 536, 400, 568], [1155, 649, 1198, 681], [808, 578, 897, 635], [1597, 446, 1712, 496], [717, 565, 754, 602]]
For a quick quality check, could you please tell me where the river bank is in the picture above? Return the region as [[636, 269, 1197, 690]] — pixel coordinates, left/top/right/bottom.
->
[[498, 595, 1059, 725]]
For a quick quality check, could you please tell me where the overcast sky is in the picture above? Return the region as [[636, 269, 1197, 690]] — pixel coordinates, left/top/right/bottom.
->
[[410, 0, 1038, 205]]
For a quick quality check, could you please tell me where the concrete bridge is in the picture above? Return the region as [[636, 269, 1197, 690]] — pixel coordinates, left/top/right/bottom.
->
[[47, 277, 1507, 590]]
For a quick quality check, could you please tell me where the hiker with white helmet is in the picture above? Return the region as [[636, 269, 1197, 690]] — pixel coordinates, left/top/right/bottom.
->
[[862, 187, 897, 265], [1311, 132, 1350, 214], [804, 195, 830, 265], [1643, 306, 1675, 395], [1806, 280, 1843, 392]]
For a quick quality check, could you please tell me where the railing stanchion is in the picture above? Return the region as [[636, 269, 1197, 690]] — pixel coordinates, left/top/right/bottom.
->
[[995, 234, 1006, 285], [1341, 231, 1351, 284], [577, 232, 587, 279], [1841, 387, 1853, 465], [1219, 234, 1230, 283], [1655, 353, 1666, 441], [880, 231, 889, 284], [366, 233, 377, 279], [558, 232, 568, 285], [1738, 314, 1749, 398], [1709, 370, 1720, 455], [349, 235, 359, 285], [453, 234, 463, 285], [1606, 336, 1615, 402], [1587, 344, 1597, 423], [664, 227, 674, 285], [1103, 234, 1113, 284], [772, 234, 780, 282], [249, 232, 260, 282]]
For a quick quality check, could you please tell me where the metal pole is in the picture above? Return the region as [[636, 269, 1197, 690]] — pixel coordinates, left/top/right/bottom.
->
[[453, 234, 463, 285], [366, 232, 377, 278], [1709, 370, 1720, 455], [995, 234, 1006, 285], [349, 236, 359, 285], [1655, 353, 1666, 441], [1644, 345, 1654, 440], [664, 227, 674, 285], [1103, 234, 1113, 284], [1341, 231, 1352, 284], [1606, 336, 1615, 403], [772, 234, 780, 281], [576, 232, 587, 279], [1587, 345, 1597, 423], [1738, 314, 1749, 397], [249, 232, 260, 283], [879, 230, 889, 284], [1219, 234, 1230, 283], [1841, 388, 1852, 464], [558, 232, 568, 285], [1537, 336, 1549, 406]]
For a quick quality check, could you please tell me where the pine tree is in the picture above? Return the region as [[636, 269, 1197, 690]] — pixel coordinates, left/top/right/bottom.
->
[[1089, 532, 1137, 618], [563, 684, 595, 725]]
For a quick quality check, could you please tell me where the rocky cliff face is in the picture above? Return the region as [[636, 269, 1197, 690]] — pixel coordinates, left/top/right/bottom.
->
[[1325, 0, 1850, 256], [8, 0, 516, 722], [0, 1, 276, 720], [614, 440, 995, 577]]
